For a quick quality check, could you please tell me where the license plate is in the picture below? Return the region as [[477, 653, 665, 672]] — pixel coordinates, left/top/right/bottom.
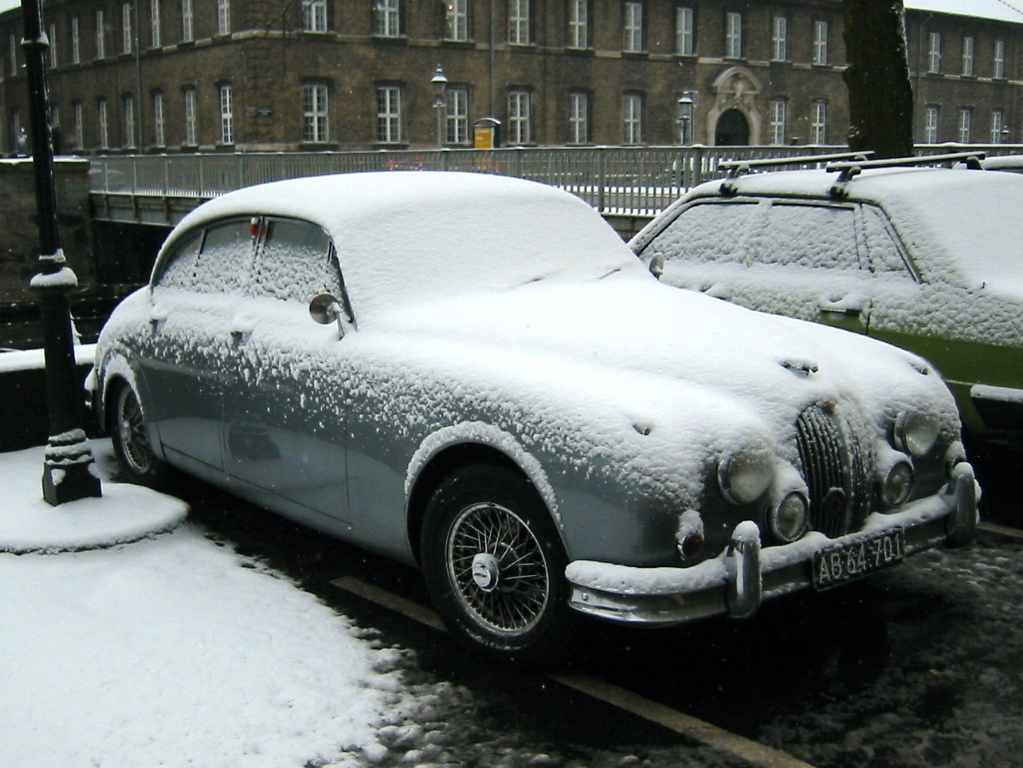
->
[[812, 528, 905, 591]]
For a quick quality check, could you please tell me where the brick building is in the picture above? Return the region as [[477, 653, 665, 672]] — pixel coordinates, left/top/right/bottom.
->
[[0, 0, 1020, 155]]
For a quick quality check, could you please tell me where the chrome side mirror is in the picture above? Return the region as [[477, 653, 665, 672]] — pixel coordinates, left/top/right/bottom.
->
[[309, 293, 345, 337]]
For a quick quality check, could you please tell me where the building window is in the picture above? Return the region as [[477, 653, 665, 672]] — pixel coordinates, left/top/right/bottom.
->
[[509, 0, 530, 45], [568, 90, 588, 144], [623, 92, 642, 145], [376, 85, 403, 144], [219, 84, 233, 144], [725, 11, 742, 59], [924, 105, 939, 143], [994, 39, 1006, 79], [7, 33, 16, 76], [302, 83, 329, 143], [771, 16, 787, 62], [183, 87, 196, 145], [446, 86, 469, 144], [304, 0, 328, 32], [769, 98, 786, 145], [507, 89, 532, 144], [962, 34, 974, 76], [958, 107, 971, 143], [624, 2, 643, 53], [182, 0, 194, 43], [95, 10, 106, 59], [217, 0, 230, 36], [153, 91, 165, 147], [151, 0, 161, 47], [812, 20, 828, 65], [675, 6, 693, 56], [123, 94, 135, 148], [927, 31, 941, 73], [375, 0, 401, 38], [98, 98, 109, 149], [811, 100, 827, 144], [991, 109, 1005, 143], [122, 3, 133, 54], [48, 23, 57, 68], [70, 16, 81, 64], [445, 0, 469, 41], [72, 101, 84, 150], [567, 0, 588, 50]]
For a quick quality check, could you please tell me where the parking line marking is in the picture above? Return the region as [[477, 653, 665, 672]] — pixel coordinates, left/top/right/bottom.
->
[[329, 576, 818, 768], [978, 522, 1023, 540]]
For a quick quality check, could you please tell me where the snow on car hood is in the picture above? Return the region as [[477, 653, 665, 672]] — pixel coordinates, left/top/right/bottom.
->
[[360, 267, 956, 438]]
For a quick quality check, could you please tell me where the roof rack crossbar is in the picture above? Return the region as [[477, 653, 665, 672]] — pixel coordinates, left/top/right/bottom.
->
[[826, 151, 987, 182], [717, 151, 875, 178]]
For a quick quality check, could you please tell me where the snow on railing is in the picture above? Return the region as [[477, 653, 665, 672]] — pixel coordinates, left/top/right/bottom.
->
[[88, 143, 1023, 218]]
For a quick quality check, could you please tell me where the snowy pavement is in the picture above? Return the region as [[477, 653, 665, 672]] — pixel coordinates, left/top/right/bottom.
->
[[0, 441, 441, 768]]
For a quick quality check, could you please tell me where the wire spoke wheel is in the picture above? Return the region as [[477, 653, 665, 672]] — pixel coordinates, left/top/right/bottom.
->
[[421, 464, 574, 666], [447, 501, 551, 637], [110, 382, 164, 486]]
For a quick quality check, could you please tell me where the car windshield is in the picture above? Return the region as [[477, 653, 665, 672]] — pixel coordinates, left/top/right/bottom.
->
[[876, 170, 1023, 298]]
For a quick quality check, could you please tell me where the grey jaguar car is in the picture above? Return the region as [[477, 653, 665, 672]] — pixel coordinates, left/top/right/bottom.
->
[[88, 171, 977, 665]]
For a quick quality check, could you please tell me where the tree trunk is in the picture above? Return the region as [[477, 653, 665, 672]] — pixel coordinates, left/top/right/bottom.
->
[[843, 0, 915, 159]]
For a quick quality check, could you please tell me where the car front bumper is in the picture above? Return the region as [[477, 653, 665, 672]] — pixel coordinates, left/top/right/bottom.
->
[[565, 463, 978, 626]]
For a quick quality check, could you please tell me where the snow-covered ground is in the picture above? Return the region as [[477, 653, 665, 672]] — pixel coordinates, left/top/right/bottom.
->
[[0, 440, 457, 768]]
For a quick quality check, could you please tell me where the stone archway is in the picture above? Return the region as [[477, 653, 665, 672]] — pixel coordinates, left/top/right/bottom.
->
[[715, 108, 750, 145], [706, 66, 762, 146]]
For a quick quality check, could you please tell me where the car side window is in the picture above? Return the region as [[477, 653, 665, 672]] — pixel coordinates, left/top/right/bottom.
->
[[251, 217, 343, 303], [155, 230, 203, 289], [643, 202, 762, 265], [861, 205, 915, 277], [749, 203, 862, 271], [157, 219, 253, 294]]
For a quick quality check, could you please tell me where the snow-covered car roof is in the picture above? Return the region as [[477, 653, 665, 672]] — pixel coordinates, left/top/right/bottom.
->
[[162, 172, 643, 322], [680, 166, 1023, 300]]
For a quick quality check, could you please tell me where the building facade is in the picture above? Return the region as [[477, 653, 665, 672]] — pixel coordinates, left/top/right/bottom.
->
[[0, 0, 1020, 155]]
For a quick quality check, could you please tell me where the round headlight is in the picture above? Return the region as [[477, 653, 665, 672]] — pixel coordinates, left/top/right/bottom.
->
[[769, 492, 809, 543], [719, 445, 774, 505], [881, 460, 914, 507], [894, 411, 939, 458]]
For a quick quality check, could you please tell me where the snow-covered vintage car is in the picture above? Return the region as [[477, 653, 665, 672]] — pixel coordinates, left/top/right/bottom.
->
[[89, 172, 977, 665]]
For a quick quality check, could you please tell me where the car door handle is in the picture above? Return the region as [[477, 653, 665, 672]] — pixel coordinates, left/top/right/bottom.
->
[[819, 294, 870, 317]]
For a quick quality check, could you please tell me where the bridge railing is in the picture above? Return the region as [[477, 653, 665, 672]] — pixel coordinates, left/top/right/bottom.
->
[[89, 143, 1023, 218]]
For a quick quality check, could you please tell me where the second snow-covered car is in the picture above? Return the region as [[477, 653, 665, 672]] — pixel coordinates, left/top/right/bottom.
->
[[89, 171, 977, 664]]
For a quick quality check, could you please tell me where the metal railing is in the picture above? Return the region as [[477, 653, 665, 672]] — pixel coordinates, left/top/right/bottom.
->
[[88, 143, 1023, 218]]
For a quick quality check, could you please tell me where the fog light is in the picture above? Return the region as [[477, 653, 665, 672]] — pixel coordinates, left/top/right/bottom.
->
[[881, 461, 914, 507], [769, 492, 809, 542], [894, 411, 939, 457], [677, 530, 705, 561]]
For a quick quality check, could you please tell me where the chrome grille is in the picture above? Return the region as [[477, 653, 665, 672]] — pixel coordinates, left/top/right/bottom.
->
[[795, 404, 871, 538]]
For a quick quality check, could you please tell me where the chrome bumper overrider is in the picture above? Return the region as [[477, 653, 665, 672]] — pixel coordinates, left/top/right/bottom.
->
[[565, 463, 978, 626]]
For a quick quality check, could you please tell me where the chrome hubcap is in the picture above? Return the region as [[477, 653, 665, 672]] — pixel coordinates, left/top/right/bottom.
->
[[446, 502, 550, 637], [118, 390, 152, 474]]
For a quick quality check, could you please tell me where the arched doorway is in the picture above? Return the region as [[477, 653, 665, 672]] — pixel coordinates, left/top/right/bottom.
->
[[715, 109, 750, 145]]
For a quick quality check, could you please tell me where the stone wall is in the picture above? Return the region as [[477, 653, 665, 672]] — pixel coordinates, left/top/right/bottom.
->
[[0, 158, 93, 303]]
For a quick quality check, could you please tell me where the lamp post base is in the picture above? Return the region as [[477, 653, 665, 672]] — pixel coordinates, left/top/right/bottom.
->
[[41, 429, 102, 506]]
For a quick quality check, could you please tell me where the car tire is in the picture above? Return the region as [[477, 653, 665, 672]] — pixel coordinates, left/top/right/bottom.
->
[[421, 463, 575, 667], [109, 381, 166, 488]]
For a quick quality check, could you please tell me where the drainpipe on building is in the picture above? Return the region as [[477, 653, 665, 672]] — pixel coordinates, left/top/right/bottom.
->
[[20, 0, 102, 505]]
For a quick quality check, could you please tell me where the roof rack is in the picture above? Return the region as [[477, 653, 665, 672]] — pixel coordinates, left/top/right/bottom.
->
[[826, 151, 987, 183], [717, 151, 875, 179]]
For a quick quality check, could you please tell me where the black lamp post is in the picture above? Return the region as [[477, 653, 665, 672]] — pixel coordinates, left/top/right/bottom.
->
[[21, 0, 102, 505], [431, 64, 448, 148]]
